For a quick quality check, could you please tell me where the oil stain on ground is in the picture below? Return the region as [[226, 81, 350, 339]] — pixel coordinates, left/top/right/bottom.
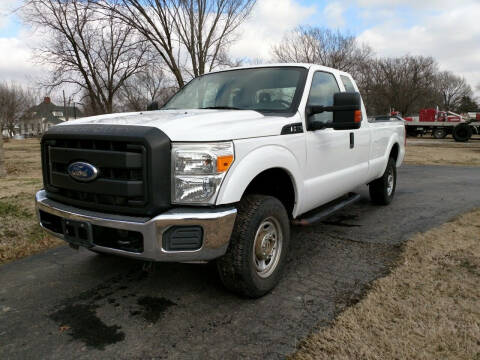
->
[[47, 267, 177, 349], [47, 266, 145, 349], [134, 296, 176, 323], [49, 303, 125, 350]]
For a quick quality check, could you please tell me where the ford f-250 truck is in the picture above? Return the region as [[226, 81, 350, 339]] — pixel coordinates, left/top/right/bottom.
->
[[36, 64, 405, 297]]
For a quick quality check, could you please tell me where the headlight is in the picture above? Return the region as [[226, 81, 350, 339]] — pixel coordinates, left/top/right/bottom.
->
[[172, 142, 234, 204]]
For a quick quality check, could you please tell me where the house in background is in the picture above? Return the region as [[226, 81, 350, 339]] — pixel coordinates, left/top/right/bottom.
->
[[18, 97, 83, 136]]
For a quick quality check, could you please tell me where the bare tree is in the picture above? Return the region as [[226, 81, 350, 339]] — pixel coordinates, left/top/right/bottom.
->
[[272, 26, 373, 76], [97, 0, 256, 87], [0, 82, 36, 177], [360, 55, 439, 116], [0, 84, 7, 177], [0, 84, 7, 138], [435, 71, 472, 111], [0, 135, 5, 178], [456, 95, 479, 113], [0, 83, 36, 137], [22, 0, 150, 115], [117, 64, 177, 111]]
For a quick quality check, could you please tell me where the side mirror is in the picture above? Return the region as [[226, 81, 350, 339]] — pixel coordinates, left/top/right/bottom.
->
[[306, 92, 362, 131], [147, 101, 159, 111]]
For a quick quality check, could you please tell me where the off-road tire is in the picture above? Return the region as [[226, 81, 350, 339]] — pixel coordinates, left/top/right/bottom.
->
[[216, 195, 290, 298], [369, 157, 397, 205]]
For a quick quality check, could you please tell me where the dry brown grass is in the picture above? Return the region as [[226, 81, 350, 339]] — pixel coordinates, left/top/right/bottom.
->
[[0, 139, 62, 265], [291, 209, 480, 360], [405, 137, 480, 166]]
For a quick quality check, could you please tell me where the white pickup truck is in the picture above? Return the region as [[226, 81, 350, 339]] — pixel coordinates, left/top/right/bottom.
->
[[36, 64, 405, 297]]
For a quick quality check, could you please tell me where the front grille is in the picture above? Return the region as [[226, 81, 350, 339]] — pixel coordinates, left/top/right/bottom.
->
[[44, 139, 147, 208], [41, 125, 171, 216]]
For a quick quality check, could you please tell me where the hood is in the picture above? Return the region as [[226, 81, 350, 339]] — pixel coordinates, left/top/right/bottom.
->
[[58, 109, 294, 141]]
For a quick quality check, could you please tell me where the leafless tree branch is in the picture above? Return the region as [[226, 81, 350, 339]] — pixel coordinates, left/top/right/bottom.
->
[[434, 71, 472, 111], [22, 0, 151, 114], [272, 26, 373, 77], [96, 0, 256, 87]]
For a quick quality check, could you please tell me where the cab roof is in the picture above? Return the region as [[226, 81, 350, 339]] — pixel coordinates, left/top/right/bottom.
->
[[206, 63, 352, 78]]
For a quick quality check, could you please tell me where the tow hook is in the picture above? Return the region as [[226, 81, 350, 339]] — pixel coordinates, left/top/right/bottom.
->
[[142, 261, 156, 273]]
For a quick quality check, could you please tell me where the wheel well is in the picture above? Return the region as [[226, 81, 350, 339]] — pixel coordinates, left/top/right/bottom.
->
[[243, 168, 295, 217], [390, 143, 399, 162]]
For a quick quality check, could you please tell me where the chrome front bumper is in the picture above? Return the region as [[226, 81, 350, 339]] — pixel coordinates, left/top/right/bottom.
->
[[35, 190, 237, 262]]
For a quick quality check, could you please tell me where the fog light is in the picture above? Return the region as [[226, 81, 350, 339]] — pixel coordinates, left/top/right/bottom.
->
[[163, 226, 203, 251]]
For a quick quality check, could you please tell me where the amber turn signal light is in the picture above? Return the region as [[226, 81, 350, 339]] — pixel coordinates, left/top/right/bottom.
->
[[354, 110, 362, 123], [217, 155, 234, 172]]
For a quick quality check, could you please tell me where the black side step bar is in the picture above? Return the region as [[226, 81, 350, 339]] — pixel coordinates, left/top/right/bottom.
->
[[292, 193, 361, 226]]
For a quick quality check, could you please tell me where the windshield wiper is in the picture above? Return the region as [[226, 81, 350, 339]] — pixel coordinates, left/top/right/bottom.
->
[[200, 106, 245, 110]]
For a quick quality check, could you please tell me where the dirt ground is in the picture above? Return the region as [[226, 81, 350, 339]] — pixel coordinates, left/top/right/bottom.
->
[[291, 208, 480, 360], [404, 136, 480, 166], [0, 139, 62, 264]]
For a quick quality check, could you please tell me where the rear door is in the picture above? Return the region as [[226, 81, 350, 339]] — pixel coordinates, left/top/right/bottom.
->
[[339, 74, 371, 182]]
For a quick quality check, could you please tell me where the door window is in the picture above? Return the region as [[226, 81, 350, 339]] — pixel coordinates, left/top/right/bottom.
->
[[307, 72, 340, 126], [340, 75, 356, 92]]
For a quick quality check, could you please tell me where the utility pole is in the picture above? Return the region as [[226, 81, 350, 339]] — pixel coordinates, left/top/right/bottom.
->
[[63, 90, 69, 121], [73, 102, 84, 120]]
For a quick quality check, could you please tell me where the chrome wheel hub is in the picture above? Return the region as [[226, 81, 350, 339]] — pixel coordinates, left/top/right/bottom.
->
[[252, 217, 283, 278]]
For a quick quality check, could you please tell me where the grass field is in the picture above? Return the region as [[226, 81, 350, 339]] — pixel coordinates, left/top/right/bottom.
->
[[405, 136, 480, 167], [291, 209, 480, 360], [0, 139, 62, 265]]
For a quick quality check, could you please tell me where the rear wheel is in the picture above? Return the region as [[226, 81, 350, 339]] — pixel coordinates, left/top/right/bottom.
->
[[453, 124, 472, 142], [369, 157, 397, 205], [216, 195, 290, 298]]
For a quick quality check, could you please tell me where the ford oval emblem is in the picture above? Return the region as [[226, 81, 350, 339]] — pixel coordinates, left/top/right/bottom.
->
[[67, 162, 99, 182]]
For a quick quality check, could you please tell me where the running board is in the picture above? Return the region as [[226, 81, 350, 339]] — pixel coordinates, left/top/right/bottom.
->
[[292, 193, 361, 226]]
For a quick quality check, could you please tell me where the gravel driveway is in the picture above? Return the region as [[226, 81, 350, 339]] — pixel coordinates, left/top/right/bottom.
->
[[1, 165, 479, 359]]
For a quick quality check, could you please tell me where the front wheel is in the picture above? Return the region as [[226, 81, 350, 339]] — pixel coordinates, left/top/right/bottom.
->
[[433, 128, 447, 139], [216, 195, 290, 298], [369, 157, 397, 205]]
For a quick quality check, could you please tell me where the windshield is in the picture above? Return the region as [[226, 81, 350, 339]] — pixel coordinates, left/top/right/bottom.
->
[[163, 67, 307, 113]]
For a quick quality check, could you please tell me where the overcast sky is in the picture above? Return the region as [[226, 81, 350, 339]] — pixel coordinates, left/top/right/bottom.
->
[[1, 0, 479, 98]]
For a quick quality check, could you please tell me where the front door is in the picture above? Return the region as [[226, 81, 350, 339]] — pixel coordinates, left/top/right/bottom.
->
[[302, 71, 369, 213]]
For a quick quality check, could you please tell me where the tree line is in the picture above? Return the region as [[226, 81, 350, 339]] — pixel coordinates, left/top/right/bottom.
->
[[272, 26, 478, 115], [9, 1, 480, 118], [1, 0, 478, 178]]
